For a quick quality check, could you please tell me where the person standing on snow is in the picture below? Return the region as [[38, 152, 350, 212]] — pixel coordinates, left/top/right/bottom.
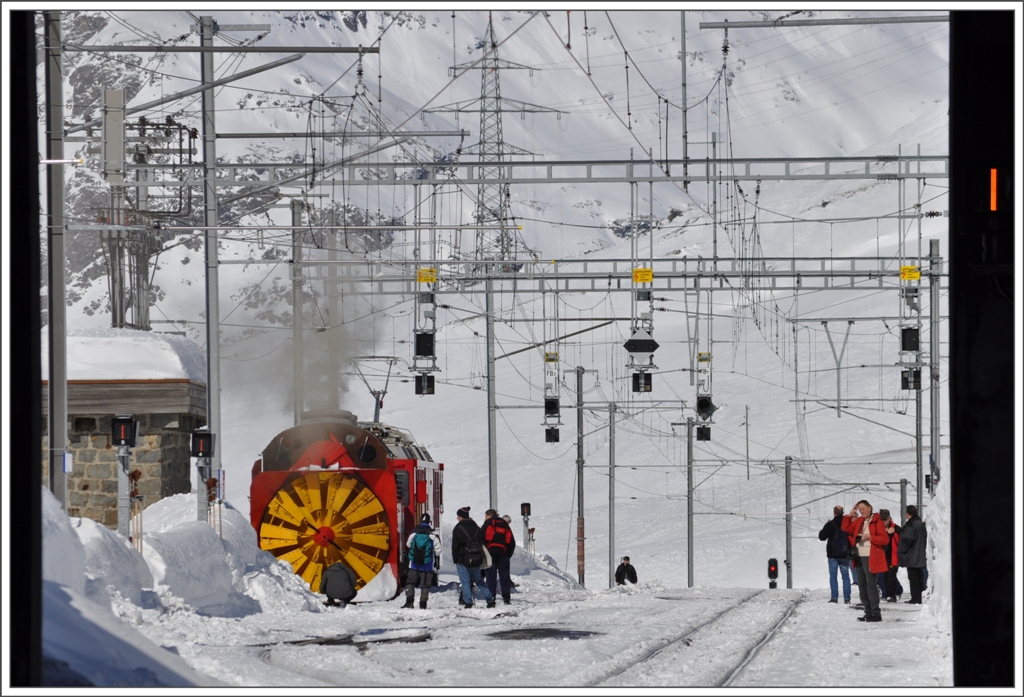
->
[[818, 505, 852, 604], [615, 556, 637, 585], [899, 505, 928, 604], [502, 515, 520, 590], [481, 510, 514, 605], [842, 500, 890, 622], [402, 513, 441, 609], [452, 507, 495, 609], [877, 509, 902, 603]]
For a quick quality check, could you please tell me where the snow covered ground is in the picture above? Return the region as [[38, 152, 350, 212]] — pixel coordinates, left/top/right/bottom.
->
[[37, 483, 952, 688], [6, 8, 989, 689]]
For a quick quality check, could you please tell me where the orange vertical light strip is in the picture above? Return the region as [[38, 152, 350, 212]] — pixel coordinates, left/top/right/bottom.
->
[[990, 168, 998, 211]]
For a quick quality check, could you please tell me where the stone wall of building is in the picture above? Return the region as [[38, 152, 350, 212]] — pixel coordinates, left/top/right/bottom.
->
[[43, 412, 204, 527]]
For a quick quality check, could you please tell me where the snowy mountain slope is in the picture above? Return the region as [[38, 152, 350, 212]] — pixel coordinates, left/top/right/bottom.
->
[[50, 10, 950, 595]]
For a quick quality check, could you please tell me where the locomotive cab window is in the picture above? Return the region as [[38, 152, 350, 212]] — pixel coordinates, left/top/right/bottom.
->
[[395, 470, 410, 505]]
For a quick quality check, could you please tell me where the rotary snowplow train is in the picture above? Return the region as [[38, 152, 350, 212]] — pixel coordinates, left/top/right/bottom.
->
[[249, 410, 443, 600]]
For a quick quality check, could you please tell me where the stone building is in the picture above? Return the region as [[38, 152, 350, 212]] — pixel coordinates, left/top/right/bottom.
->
[[42, 329, 208, 529], [43, 379, 206, 527]]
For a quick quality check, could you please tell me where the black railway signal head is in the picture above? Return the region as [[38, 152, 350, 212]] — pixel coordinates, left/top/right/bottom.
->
[[696, 395, 717, 421], [190, 430, 215, 458], [112, 414, 137, 448], [768, 558, 779, 580]]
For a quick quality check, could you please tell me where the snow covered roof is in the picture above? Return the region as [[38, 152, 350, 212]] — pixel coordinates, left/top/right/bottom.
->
[[42, 328, 207, 383]]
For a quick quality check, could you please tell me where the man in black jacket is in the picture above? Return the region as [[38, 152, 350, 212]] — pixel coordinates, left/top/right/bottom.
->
[[451, 507, 496, 609], [615, 556, 637, 585], [899, 505, 928, 604], [818, 505, 852, 604]]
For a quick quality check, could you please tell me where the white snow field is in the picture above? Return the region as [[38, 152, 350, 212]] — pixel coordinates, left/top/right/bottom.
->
[[9, 8, 985, 689], [41, 485, 951, 688]]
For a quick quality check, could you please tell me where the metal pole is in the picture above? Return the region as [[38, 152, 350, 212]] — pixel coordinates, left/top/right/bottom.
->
[[117, 446, 130, 537], [200, 15, 221, 476], [686, 417, 695, 587], [576, 366, 586, 588], [327, 209, 339, 408], [915, 355, 923, 512], [745, 405, 750, 480], [522, 513, 529, 554], [711, 132, 717, 270], [45, 11, 67, 509], [785, 455, 793, 589], [196, 455, 209, 523], [822, 320, 853, 417], [291, 199, 304, 425], [486, 277, 498, 510], [929, 239, 941, 494], [900, 478, 908, 523], [915, 182, 925, 510], [608, 402, 616, 590], [681, 10, 688, 190]]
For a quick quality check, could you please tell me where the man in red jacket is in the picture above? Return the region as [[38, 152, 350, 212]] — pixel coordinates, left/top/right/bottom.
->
[[842, 499, 891, 622], [481, 509, 514, 605]]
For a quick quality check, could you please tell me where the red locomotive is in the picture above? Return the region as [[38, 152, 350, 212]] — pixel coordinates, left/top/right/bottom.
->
[[249, 409, 443, 600]]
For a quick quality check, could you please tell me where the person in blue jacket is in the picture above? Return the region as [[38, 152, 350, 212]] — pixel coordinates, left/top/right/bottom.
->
[[402, 514, 441, 609]]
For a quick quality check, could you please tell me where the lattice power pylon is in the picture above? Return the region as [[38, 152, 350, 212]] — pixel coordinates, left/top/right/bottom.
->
[[427, 13, 563, 265]]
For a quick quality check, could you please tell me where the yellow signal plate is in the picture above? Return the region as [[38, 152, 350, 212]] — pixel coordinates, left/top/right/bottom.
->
[[417, 268, 437, 283], [633, 268, 653, 283], [900, 266, 921, 281], [698, 352, 712, 363]]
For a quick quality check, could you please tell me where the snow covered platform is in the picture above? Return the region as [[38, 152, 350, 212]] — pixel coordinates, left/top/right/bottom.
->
[[42, 487, 951, 687]]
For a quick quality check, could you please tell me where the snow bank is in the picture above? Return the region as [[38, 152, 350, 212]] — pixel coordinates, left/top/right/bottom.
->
[[41, 487, 214, 686], [924, 474, 951, 637], [435, 523, 582, 591], [42, 486, 85, 595], [140, 494, 323, 615], [43, 581, 218, 687], [72, 515, 154, 608], [42, 327, 206, 381], [509, 549, 584, 590]]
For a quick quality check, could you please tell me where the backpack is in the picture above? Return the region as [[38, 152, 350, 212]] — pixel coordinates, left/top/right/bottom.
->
[[460, 526, 485, 567], [485, 517, 511, 553], [410, 532, 434, 569], [832, 522, 851, 558]]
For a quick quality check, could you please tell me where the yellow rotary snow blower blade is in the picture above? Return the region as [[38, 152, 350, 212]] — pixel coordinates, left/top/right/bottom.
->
[[258, 472, 390, 592]]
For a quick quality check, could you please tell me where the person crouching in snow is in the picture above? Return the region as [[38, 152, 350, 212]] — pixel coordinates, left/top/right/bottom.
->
[[403, 513, 441, 609], [320, 558, 358, 607]]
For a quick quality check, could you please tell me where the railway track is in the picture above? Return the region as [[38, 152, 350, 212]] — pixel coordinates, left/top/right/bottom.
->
[[228, 589, 808, 687], [592, 589, 807, 687]]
